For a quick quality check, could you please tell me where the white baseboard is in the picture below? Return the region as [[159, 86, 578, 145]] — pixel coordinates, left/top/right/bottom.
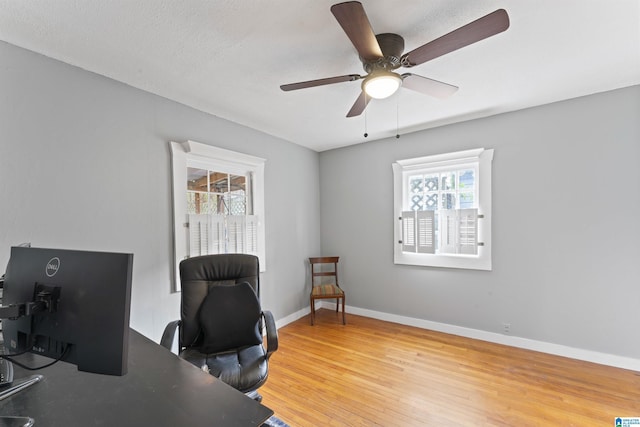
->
[[274, 306, 310, 330], [280, 301, 640, 372]]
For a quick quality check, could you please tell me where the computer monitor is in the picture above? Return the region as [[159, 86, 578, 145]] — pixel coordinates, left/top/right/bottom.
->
[[1, 246, 133, 376]]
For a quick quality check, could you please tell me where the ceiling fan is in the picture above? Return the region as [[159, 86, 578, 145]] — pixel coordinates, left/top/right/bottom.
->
[[280, 1, 509, 117]]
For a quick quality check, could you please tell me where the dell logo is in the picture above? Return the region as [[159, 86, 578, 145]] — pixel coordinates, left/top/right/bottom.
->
[[45, 257, 61, 277]]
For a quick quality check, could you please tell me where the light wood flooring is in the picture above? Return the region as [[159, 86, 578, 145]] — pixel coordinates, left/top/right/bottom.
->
[[260, 309, 640, 426]]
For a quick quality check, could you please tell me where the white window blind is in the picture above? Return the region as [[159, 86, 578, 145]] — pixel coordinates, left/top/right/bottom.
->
[[211, 215, 225, 254], [402, 210, 435, 254], [245, 215, 259, 254], [417, 210, 435, 254], [439, 209, 478, 255], [226, 215, 245, 253], [458, 208, 478, 255], [188, 214, 259, 257], [188, 214, 209, 257], [401, 211, 416, 252]]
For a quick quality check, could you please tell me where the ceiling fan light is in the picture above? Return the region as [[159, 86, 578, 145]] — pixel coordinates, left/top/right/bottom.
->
[[362, 71, 402, 99]]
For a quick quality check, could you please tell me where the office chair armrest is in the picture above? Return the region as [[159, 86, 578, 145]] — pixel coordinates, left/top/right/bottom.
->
[[160, 320, 181, 351], [261, 311, 278, 359]]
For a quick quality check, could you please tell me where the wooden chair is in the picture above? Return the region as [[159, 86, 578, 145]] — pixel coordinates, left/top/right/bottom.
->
[[309, 256, 346, 325]]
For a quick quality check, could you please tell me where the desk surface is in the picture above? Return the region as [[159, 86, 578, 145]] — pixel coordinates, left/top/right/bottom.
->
[[0, 329, 273, 426]]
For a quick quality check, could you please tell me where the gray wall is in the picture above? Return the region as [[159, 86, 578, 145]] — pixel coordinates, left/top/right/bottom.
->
[[3, 38, 639, 362], [0, 41, 321, 341], [320, 85, 640, 359]]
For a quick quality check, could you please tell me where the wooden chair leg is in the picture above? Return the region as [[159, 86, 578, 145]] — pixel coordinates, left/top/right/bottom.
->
[[341, 296, 346, 325], [310, 297, 315, 325]]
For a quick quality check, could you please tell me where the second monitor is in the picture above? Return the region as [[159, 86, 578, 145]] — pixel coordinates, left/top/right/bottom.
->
[[2, 246, 133, 376]]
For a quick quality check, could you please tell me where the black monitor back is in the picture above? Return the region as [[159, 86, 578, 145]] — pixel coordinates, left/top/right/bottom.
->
[[2, 247, 133, 376]]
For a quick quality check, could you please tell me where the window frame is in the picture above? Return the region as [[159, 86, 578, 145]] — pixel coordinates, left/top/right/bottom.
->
[[170, 140, 266, 291], [392, 148, 493, 271]]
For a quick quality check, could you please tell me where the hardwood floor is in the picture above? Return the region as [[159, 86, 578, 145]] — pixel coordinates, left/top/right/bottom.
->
[[260, 309, 640, 426]]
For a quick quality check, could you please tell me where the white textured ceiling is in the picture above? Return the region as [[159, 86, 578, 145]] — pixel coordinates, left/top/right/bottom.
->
[[1, 1, 639, 152]]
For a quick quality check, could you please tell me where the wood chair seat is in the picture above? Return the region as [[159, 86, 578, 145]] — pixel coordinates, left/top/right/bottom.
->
[[311, 284, 344, 297]]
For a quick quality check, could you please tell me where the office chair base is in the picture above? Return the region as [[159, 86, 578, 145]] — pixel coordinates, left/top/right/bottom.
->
[[246, 390, 262, 402]]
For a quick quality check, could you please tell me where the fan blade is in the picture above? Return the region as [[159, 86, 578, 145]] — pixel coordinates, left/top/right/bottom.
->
[[331, 1, 383, 61], [401, 73, 458, 99], [402, 9, 510, 67], [346, 91, 371, 117], [280, 74, 362, 91]]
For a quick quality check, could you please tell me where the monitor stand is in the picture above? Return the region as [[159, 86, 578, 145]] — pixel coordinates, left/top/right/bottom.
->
[[0, 375, 41, 427], [0, 416, 34, 427], [0, 374, 43, 401]]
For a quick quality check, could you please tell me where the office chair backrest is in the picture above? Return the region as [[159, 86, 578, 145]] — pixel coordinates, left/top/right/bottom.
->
[[179, 254, 260, 348], [198, 282, 262, 354]]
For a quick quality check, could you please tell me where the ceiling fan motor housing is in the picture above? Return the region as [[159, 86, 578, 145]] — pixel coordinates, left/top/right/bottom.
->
[[361, 33, 405, 73]]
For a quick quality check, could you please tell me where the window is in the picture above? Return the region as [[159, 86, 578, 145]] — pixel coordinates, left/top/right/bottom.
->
[[392, 148, 493, 270], [171, 141, 266, 290]]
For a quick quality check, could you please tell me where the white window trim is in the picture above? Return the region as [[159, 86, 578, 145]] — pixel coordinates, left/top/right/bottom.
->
[[170, 140, 266, 291], [392, 148, 493, 271]]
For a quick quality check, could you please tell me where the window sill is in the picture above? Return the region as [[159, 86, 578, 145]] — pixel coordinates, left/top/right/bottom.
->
[[393, 251, 492, 271]]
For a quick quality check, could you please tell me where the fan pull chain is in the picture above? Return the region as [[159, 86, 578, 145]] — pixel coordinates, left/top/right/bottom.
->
[[396, 94, 400, 139], [363, 94, 368, 138]]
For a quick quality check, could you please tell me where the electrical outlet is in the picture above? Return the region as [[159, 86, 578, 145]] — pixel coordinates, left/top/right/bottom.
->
[[502, 323, 511, 334]]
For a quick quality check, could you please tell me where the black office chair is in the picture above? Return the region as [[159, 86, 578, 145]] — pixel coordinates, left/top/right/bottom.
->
[[161, 254, 278, 402]]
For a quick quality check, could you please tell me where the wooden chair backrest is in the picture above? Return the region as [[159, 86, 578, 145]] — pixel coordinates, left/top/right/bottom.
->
[[309, 256, 339, 288]]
